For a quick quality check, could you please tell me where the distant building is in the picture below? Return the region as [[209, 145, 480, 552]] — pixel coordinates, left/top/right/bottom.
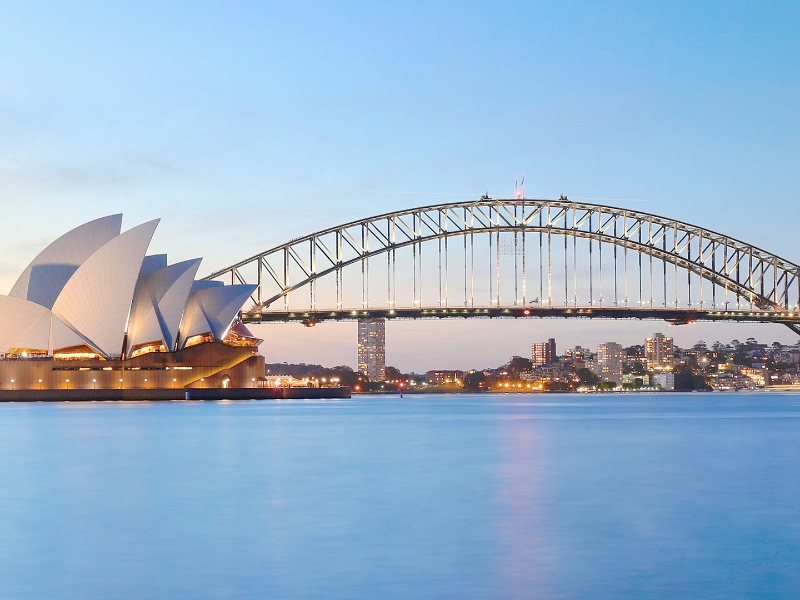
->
[[652, 371, 675, 390], [623, 373, 650, 387], [532, 338, 557, 366], [645, 332, 674, 369], [739, 366, 766, 387], [358, 318, 386, 382], [594, 342, 625, 385], [425, 370, 464, 385], [563, 346, 588, 361]]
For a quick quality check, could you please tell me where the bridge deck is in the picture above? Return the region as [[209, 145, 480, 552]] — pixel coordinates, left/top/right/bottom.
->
[[243, 307, 800, 331]]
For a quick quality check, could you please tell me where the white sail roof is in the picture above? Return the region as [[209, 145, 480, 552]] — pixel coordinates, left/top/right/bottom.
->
[[12, 311, 52, 352], [140, 254, 168, 277], [1, 214, 260, 360], [126, 258, 202, 353], [9, 214, 122, 309], [0, 296, 51, 354], [179, 284, 256, 347], [0, 297, 98, 355], [50, 314, 94, 352], [52, 220, 160, 358], [10, 312, 94, 354]]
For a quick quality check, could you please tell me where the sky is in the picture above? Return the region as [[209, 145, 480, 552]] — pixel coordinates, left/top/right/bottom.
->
[[1, 1, 799, 371]]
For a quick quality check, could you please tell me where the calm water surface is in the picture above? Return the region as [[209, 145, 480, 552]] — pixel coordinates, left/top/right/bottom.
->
[[1, 393, 800, 599]]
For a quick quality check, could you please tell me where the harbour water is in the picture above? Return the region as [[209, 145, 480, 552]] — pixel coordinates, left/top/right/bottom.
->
[[1, 393, 799, 599]]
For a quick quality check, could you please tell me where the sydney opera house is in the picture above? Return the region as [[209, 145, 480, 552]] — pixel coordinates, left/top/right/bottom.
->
[[0, 215, 266, 392]]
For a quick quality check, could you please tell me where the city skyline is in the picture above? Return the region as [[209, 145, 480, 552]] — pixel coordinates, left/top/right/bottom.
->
[[262, 331, 795, 393], [256, 318, 800, 373]]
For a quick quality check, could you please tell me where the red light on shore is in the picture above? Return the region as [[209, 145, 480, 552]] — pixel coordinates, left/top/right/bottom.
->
[[522, 308, 531, 316]]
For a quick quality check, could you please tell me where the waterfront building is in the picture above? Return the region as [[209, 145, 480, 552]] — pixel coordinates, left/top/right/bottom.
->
[[646, 332, 674, 369], [0, 215, 264, 390], [357, 318, 386, 382], [425, 370, 464, 385], [652, 371, 675, 390], [532, 338, 557, 366], [623, 373, 650, 387], [594, 342, 625, 385], [709, 372, 754, 391], [739, 366, 766, 387]]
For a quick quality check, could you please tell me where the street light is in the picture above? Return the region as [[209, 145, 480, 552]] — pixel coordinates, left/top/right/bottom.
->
[[10, 379, 14, 390]]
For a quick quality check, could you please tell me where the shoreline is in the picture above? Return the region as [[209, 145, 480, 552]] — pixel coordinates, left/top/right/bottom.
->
[[0, 387, 350, 402]]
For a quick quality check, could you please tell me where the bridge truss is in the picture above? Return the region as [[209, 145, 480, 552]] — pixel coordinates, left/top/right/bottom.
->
[[204, 198, 800, 334]]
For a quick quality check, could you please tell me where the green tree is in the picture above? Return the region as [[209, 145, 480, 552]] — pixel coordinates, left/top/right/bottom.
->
[[463, 371, 488, 391], [673, 364, 710, 391], [385, 366, 403, 380], [576, 368, 600, 386], [507, 356, 533, 374]]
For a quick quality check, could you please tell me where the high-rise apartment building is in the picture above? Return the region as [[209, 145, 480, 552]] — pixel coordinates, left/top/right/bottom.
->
[[645, 332, 674, 369], [532, 338, 557, 366], [358, 318, 386, 382], [594, 342, 625, 385]]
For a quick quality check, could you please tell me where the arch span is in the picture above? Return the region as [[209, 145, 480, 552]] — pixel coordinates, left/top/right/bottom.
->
[[203, 198, 800, 333]]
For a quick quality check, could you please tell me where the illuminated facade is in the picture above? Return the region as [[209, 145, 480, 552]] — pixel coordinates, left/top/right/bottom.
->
[[425, 370, 464, 385], [594, 342, 625, 385], [645, 332, 674, 369], [357, 318, 386, 382], [0, 215, 264, 389], [532, 338, 557, 366]]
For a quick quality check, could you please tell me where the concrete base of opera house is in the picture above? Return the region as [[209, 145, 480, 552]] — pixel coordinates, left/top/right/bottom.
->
[[0, 386, 351, 402], [0, 341, 352, 401], [0, 341, 266, 390]]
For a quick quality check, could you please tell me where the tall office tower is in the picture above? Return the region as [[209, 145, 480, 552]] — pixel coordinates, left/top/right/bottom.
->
[[531, 338, 557, 366], [645, 332, 674, 369], [358, 318, 386, 382], [595, 342, 625, 384]]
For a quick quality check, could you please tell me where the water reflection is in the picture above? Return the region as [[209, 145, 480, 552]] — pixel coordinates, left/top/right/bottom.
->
[[496, 411, 550, 597]]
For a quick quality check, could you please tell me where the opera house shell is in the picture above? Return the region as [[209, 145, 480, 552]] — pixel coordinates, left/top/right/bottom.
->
[[0, 215, 265, 391]]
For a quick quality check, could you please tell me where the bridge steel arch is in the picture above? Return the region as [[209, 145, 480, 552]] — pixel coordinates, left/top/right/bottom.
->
[[203, 198, 800, 333]]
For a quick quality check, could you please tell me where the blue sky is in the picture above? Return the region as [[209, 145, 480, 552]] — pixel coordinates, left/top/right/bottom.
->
[[1, 1, 799, 370]]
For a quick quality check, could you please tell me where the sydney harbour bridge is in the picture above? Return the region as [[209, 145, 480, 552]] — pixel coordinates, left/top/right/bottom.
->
[[204, 197, 800, 336]]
